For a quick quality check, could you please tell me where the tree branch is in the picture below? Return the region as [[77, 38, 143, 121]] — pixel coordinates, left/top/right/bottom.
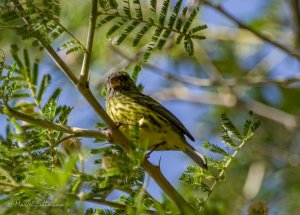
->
[[10, 1, 194, 212], [79, 0, 98, 86], [0, 105, 111, 140], [0, 180, 156, 214], [200, 138, 249, 212], [289, 0, 300, 48], [111, 44, 300, 88], [204, 1, 300, 61], [153, 87, 299, 130]]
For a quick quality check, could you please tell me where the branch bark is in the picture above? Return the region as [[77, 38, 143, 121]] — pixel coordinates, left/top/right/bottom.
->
[[0, 105, 111, 140], [79, 0, 98, 86], [204, 1, 300, 61]]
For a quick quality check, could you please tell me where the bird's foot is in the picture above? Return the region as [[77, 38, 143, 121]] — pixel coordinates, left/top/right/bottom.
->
[[146, 141, 166, 158], [115, 121, 125, 128]]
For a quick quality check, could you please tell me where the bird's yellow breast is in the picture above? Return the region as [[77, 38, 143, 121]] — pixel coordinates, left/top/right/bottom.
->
[[106, 95, 187, 151]]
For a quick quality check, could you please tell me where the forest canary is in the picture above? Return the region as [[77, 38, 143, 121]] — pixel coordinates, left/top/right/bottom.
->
[[105, 71, 207, 169]]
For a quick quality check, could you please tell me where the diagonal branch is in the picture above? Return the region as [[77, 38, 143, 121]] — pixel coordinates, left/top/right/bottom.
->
[[204, 1, 300, 61], [0, 105, 111, 140], [111, 45, 300, 88], [10, 1, 194, 212], [289, 0, 300, 48], [79, 0, 98, 86]]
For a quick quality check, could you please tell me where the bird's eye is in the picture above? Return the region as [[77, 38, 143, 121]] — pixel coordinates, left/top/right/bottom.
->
[[122, 75, 129, 81]]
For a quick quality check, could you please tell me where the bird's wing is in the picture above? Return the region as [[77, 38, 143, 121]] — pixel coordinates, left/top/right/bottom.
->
[[131, 92, 195, 141]]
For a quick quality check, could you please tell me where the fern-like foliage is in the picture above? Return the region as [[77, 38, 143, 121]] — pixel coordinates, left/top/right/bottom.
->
[[89, 145, 155, 214], [0, 48, 79, 214], [97, 0, 207, 61], [0, 46, 72, 167], [180, 112, 261, 213], [0, 0, 63, 48], [0, 0, 85, 54]]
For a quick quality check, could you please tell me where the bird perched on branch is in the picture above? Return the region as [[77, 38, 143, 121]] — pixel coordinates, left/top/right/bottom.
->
[[105, 71, 207, 169]]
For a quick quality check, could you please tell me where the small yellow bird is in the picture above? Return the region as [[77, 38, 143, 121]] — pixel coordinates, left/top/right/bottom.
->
[[105, 71, 207, 169]]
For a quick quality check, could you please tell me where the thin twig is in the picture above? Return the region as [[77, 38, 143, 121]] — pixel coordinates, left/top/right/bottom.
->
[[153, 87, 299, 130], [204, 1, 300, 61], [0, 179, 156, 214], [0, 105, 111, 140], [199, 138, 248, 212], [79, 0, 98, 86], [289, 0, 300, 48], [111, 44, 300, 88]]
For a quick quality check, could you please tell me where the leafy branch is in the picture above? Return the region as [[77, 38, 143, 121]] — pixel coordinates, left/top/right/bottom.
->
[[204, 1, 300, 62], [98, 0, 207, 61], [180, 112, 261, 213]]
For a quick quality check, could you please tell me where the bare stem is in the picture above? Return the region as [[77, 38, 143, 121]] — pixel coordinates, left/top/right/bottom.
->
[[204, 1, 300, 61], [79, 0, 98, 86], [0, 105, 111, 140], [112, 45, 300, 88], [200, 139, 248, 212], [289, 0, 300, 48]]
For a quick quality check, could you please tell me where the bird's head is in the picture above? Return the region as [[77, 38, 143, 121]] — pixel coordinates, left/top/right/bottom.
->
[[106, 71, 138, 94]]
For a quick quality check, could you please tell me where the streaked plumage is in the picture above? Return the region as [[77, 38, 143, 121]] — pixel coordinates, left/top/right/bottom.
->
[[105, 71, 207, 169]]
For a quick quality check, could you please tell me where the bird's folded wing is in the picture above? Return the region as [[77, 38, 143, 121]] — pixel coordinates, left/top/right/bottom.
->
[[131, 93, 195, 141]]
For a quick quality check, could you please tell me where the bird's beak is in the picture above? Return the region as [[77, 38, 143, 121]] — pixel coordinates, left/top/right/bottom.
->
[[110, 77, 121, 88]]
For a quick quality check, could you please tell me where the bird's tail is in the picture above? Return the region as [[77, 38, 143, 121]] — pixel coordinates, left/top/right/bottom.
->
[[184, 144, 207, 169]]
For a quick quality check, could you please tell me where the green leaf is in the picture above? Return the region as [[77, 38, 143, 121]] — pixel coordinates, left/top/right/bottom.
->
[[184, 36, 194, 56], [23, 49, 31, 80], [131, 65, 142, 82], [158, 0, 170, 26], [167, 0, 182, 29], [106, 19, 127, 37], [243, 118, 252, 138], [123, 0, 131, 18], [42, 98, 57, 121], [176, 34, 184, 44], [150, 0, 157, 13], [108, 0, 118, 9], [37, 74, 51, 104], [98, 15, 117, 28], [32, 59, 39, 92], [143, 27, 163, 61], [157, 29, 171, 49], [190, 34, 206, 40], [57, 39, 78, 52], [189, 24, 207, 34], [14, 102, 36, 111], [133, 23, 152, 47], [56, 105, 72, 124], [221, 113, 242, 140], [182, 7, 199, 33], [11, 45, 23, 69], [11, 92, 31, 99], [133, 0, 143, 19], [49, 88, 62, 100], [66, 46, 84, 54], [116, 20, 140, 45], [222, 130, 238, 148], [251, 120, 261, 133], [203, 141, 230, 157]]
